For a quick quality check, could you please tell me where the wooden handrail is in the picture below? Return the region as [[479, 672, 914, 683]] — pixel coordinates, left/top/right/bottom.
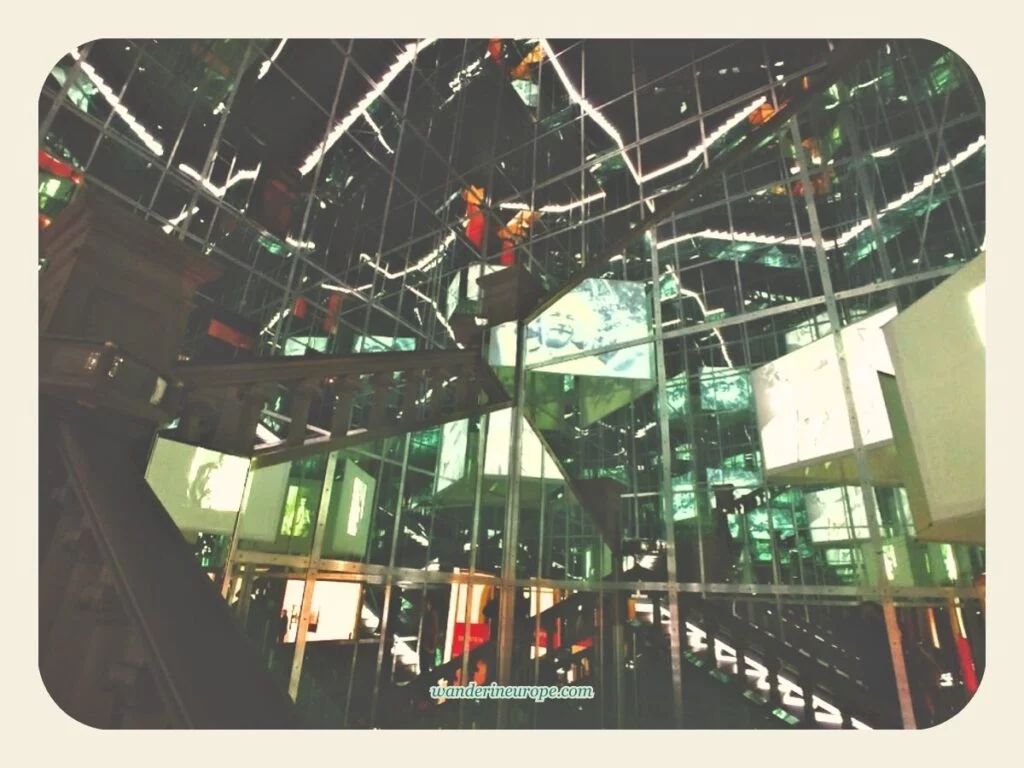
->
[[54, 412, 299, 728]]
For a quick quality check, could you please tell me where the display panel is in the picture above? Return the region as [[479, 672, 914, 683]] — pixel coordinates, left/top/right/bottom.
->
[[353, 335, 416, 353], [482, 407, 564, 480], [489, 278, 654, 380], [446, 264, 504, 318], [325, 460, 377, 560], [752, 306, 898, 475], [145, 438, 250, 535], [882, 255, 985, 543], [283, 335, 329, 356], [279, 479, 323, 538], [435, 419, 469, 493], [805, 486, 873, 543], [281, 580, 361, 643], [701, 367, 753, 412], [237, 461, 292, 543]]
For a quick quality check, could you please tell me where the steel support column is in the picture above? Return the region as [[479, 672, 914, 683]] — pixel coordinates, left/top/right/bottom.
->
[[789, 117, 916, 729], [287, 452, 339, 701]]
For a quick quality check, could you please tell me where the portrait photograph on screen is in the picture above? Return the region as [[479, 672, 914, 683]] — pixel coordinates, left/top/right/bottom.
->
[[145, 437, 250, 536], [488, 278, 654, 380]]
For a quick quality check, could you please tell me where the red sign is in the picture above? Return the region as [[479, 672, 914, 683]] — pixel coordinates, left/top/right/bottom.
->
[[451, 623, 490, 657], [207, 318, 255, 350]]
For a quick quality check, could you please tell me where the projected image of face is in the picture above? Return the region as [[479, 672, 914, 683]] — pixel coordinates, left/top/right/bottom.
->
[[538, 307, 576, 350], [145, 438, 249, 536], [489, 278, 654, 380], [188, 454, 225, 509]]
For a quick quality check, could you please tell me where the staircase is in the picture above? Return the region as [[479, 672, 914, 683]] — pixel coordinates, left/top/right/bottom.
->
[[172, 345, 511, 467], [39, 401, 298, 728]]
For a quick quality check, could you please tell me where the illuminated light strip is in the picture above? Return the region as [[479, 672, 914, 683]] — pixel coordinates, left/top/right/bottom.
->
[[640, 97, 767, 183], [634, 421, 656, 438], [415, 376, 457, 407], [657, 228, 813, 250], [285, 236, 316, 251], [834, 135, 986, 249], [675, 607, 856, 728], [655, 136, 985, 254], [70, 50, 164, 156], [928, 607, 942, 649], [363, 111, 394, 154], [849, 74, 882, 95], [360, 228, 460, 279], [539, 39, 654, 214], [810, 695, 844, 726], [441, 58, 485, 107], [665, 268, 734, 367], [179, 163, 260, 198], [255, 423, 282, 445], [407, 284, 462, 346], [161, 205, 199, 234], [448, 58, 484, 92], [498, 191, 607, 214], [435, 190, 462, 214], [261, 308, 290, 336], [299, 38, 438, 176], [743, 658, 772, 692], [321, 282, 373, 297], [954, 598, 968, 639], [257, 39, 288, 80]]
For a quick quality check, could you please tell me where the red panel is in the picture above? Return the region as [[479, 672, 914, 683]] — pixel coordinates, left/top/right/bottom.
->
[[500, 240, 515, 266], [324, 293, 343, 333], [451, 622, 490, 658], [208, 318, 255, 350], [466, 211, 486, 250], [39, 150, 83, 184]]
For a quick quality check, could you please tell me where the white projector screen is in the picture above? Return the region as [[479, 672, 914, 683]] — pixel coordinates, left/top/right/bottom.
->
[[325, 460, 377, 560], [145, 438, 250, 535], [238, 461, 292, 543], [882, 254, 985, 542], [447, 264, 504, 318], [435, 419, 469, 493], [489, 278, 654, 380], [753, 306, 898, 476], [282, 580, 361, 643], [434, 408, 566, 492], [483, 407, 564, 480]]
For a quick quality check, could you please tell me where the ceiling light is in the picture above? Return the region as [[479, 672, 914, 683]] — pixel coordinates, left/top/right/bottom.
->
[[300, 38, 438, 176], [69, 50, 164, 156], [539, 39, 653, 213], [641, 97, 766, 183], [258, 39, 288, 80]]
